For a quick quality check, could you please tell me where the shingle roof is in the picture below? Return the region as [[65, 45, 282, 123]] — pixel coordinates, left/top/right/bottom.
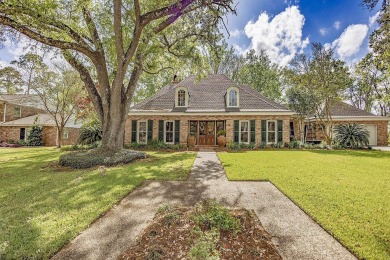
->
[[0, 114, 82, 128], [131, 74, 290, 112], [330, 102, 382, 117], [0, 94, 51, 111]]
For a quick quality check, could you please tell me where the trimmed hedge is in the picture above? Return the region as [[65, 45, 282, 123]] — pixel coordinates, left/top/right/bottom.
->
[[59, 149, 147, 169]]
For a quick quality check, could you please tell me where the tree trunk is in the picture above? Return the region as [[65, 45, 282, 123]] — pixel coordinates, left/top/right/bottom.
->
[[99, 100, 129, 154], [57, 127, 62, 148]]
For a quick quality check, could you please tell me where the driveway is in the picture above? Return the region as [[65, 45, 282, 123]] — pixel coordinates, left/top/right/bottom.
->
[[52, 150, 356, 260], [372, 146, 390, 152]]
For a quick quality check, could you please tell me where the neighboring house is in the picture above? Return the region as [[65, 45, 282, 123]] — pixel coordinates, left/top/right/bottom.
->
[[291, 102, 389, 146], [0, 94, 81, 146], [126, 74, 295, 146]]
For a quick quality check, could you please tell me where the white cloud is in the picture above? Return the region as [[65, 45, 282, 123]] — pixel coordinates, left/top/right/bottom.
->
[[369, 11, 380, 27], [230, 29, 242, 38], [330, 24, 368, 60], [244, 6, 309, 66], [319, 28, 328, 36], [334, 21, 341, 30]]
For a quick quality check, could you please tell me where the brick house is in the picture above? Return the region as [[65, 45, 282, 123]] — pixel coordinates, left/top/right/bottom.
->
[[126, 74, 294, 146], [0, 94, 81, 146], [126, 74, 389, 147]]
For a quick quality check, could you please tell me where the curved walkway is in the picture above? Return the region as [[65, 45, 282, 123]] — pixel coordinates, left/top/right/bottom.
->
[[53, 150, 356, 260]]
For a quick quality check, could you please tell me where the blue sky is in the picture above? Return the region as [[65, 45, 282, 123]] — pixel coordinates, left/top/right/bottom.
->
[[0, 0, 381, 68], [225, 0, 380, 66]]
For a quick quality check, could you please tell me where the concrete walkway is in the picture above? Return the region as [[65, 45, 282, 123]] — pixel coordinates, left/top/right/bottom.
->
[[372, 146, 390, 152], [53, 150, 356, 260]]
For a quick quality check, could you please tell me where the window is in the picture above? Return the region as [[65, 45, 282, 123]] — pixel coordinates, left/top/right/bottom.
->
[[164, 121, 174, 144], [63, 129, 69, 140], [137, 121, 148, 144], [267, 121, 276, 143], [175, 87, 188, 107], [240, 121, 249, 144], [226, 87, 239, 107], [14, 107, 21, 117], [177, 90, 186, 107]]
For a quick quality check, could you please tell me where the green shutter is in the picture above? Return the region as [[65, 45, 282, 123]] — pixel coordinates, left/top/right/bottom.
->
[[158, 120, 164, 142], [250, 120, 255, 143], [147, 120, 153, 141], [234, 120, 239, 143], [277, 120, 283, 143], [174, 120, 180, 144], [261, 120, 267, 143], [131, 120, 137, 143]]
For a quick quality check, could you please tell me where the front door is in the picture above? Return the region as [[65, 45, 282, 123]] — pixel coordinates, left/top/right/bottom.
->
[[198, 121, 215, 146]]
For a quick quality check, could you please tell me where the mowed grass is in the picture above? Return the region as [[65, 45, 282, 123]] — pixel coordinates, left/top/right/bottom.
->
[[0, 147, 196, 259], [218, 150, 390, 260]]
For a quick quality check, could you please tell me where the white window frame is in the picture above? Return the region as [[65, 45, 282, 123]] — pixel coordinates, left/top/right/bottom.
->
[[175, 87, 189, 107], [267, 120, 277, 144], [239, 120, 250, 144], [63, 129, 69, 140], [137, 120, 148, 144], [164, 120, 175, 144], [226, 87, 239, 108]]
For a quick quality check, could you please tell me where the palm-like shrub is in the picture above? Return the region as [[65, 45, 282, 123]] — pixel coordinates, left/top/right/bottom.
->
[[78, 121, 102, 145], [333, 123, 370, 148]]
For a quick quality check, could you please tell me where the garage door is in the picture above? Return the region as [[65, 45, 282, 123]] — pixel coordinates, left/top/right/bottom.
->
[[363, 124, 377, 146]]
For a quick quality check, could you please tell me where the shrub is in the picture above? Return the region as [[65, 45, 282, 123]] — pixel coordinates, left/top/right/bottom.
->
[[125, 140, 185, 150], [189, 228, 220, 260], [59, 149, 146, 169], [193, 200, 241, 233], [272, 142, 283, 149], [334, 123, 369, 148], [226, 142, 240, 150], [288, 140, 301, 149], [60, 142, 100, 151], [26, 124, 43, 146], [78, 124, 102, 145], [258, 141, 267, 149]]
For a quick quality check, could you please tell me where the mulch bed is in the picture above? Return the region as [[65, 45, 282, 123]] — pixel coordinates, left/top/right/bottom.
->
[[118, 207, 281, 260]]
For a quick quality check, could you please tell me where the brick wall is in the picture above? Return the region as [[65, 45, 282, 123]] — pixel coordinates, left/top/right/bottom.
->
[[125, 115, 291, 145], [0, 125, 79, 146], [0, 103, 46, 122]]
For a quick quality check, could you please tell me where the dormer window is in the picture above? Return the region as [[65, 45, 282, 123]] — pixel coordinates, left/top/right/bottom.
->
[[178, 90, 185, 106], [227, 87, 239, 107], [175, 87, 188, 107]]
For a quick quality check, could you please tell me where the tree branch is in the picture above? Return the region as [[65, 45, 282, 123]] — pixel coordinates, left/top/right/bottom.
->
[[0, 15, 95, 58], [114, 0, 124, 65], [62, 50, 104, 122]]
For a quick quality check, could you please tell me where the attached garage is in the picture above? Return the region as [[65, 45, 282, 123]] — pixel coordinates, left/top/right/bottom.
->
[[362, 124, 377, 146]]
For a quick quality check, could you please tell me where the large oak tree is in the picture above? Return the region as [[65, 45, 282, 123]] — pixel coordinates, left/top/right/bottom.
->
[[0, 0, 235, 153]]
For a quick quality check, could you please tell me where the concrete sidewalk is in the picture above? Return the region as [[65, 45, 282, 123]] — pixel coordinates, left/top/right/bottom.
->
[[53, 150, 356, 260]]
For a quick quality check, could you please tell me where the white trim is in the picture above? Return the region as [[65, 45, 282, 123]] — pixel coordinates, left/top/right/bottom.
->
[[128, 111, 295, 116], [226, 86, 239, 108], [239, 120, 250, 144], [163, 120, 175, 144], [137, 120, 148, 144], [175, 87, 189, 108], [306, 116, 389, 122], [3, 103, 6, 122], [266, 120, 277, 144]]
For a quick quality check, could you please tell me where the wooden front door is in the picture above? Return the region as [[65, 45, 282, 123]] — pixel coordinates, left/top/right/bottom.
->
[[198, 121, 215, 146]]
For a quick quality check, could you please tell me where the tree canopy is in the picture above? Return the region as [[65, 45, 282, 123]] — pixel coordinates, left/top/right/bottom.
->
[[0, 0, 236, 152]]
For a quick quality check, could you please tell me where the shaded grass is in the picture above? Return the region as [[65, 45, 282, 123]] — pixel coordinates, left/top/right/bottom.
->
[[218, 150, 390, 260], [0, 148, 196, 259]]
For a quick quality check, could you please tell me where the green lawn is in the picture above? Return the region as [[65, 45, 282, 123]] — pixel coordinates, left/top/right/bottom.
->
[[218, 150, 390, 260], [0, 148, 196, 259]]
